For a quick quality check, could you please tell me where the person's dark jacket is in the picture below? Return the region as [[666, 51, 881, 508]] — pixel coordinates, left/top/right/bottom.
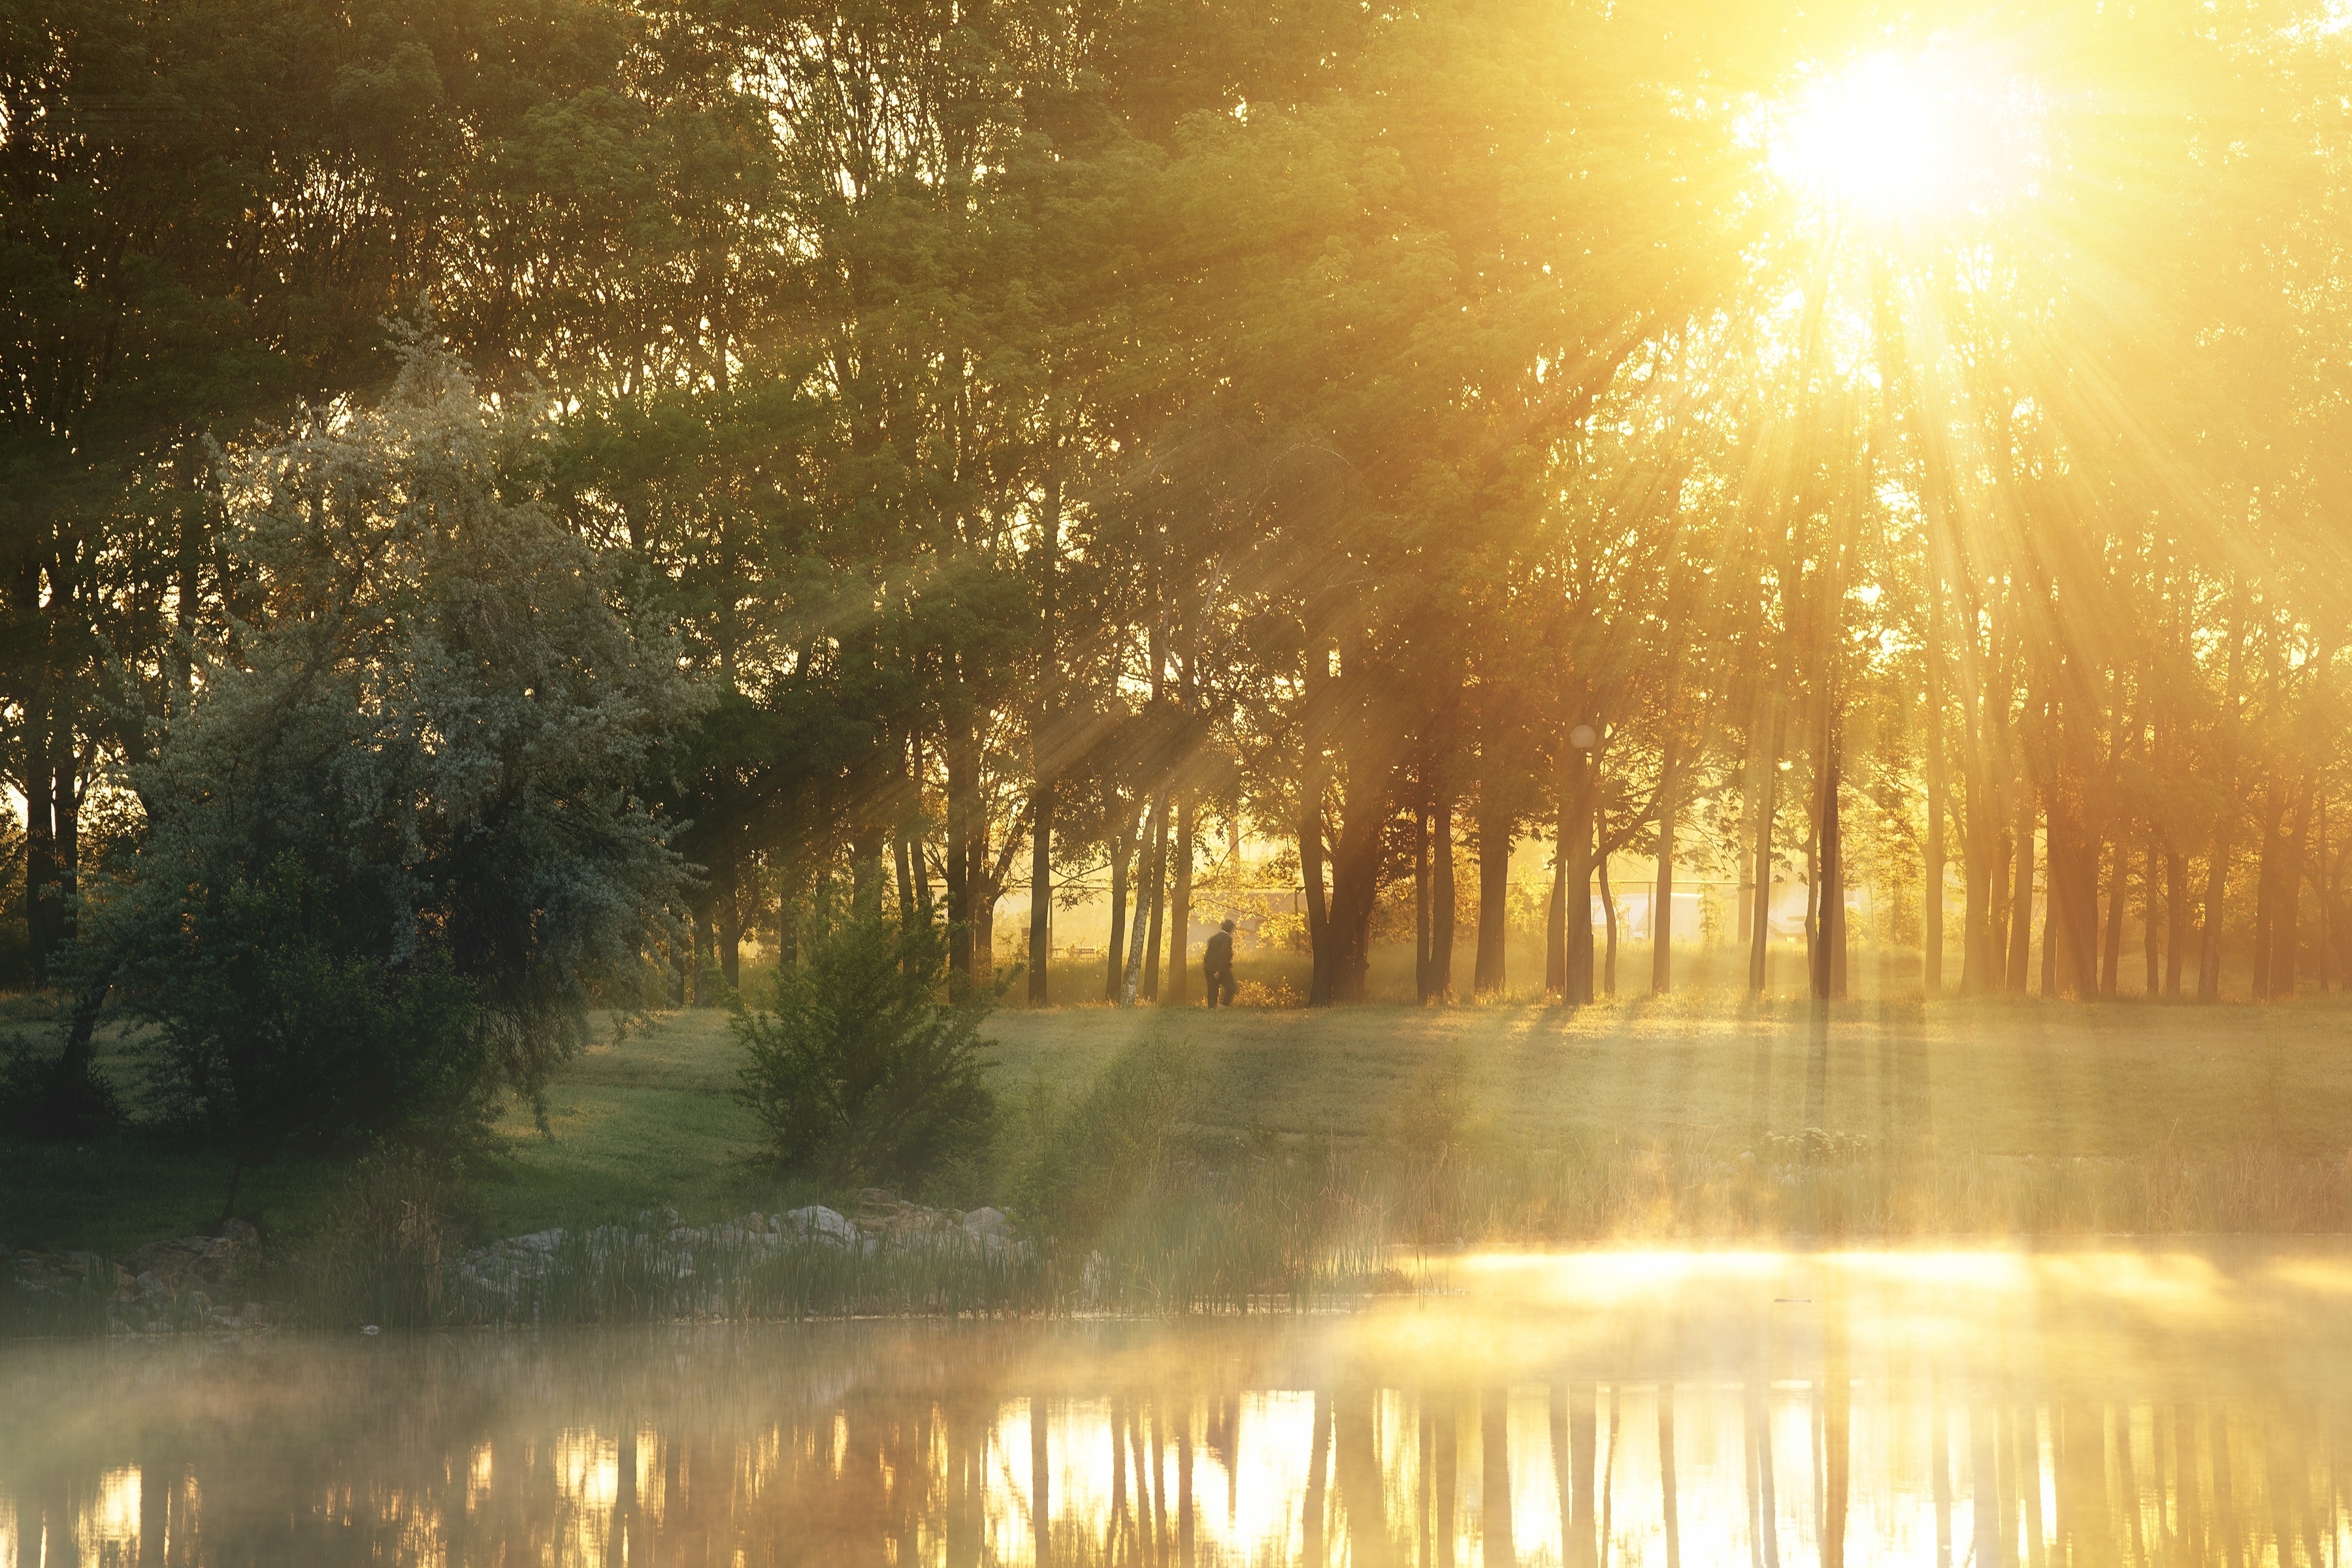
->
[[1203, 928, 1234, 975]]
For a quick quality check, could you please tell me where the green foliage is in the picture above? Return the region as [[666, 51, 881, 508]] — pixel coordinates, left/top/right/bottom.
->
[[136, 858, 497, 1176], [72, 337, 696, 1192], [733, 914, 998, 1189], [0, 1031, 120, 1141]]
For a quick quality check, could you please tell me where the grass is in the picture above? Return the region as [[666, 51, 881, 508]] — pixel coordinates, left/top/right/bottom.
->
[[4, 956, 2351, 1263]]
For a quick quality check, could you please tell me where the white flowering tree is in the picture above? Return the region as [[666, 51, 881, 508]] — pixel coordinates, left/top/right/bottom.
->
[[79, 335, 702, 1207]]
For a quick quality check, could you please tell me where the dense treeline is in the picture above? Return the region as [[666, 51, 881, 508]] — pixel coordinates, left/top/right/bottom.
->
[[5, 0, 2348, 1020]]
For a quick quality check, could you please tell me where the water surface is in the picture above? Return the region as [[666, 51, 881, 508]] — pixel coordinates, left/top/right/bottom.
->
[[6, 1244, 2349, 1565]]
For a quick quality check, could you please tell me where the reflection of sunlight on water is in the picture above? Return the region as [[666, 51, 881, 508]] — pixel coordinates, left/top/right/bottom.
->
[[10, 1248, 2352, 1564], [88, 1465, 139, 1561]]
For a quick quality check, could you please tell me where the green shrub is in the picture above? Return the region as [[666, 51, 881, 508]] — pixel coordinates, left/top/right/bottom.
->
[[733, 913, 998, 1188], [130, 862, 499, 1218]]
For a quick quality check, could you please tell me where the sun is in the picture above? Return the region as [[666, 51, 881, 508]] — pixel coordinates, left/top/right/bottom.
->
[[1769, 54, 1981, 221]]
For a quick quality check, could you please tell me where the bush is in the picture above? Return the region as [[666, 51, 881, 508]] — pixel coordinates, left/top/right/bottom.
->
[[0, 1030, 120, 1139], [733, 913, 998, 1190], [131, 859, 498, 1215]]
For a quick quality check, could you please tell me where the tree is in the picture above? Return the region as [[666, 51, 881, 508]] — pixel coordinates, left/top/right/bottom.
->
[[734, 909, 997, 1190], [80, 335, 696, 1200]]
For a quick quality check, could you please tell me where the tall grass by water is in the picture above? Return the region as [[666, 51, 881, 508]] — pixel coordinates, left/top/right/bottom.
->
[[277, 1130, 2352, 1337]]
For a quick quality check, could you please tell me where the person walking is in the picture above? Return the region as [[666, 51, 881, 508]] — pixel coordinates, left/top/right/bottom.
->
[[1203, 917, 1238, 1007]]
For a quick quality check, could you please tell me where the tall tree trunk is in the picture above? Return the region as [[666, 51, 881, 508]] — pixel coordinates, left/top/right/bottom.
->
[[1959, 756, 1999, 994], [1141, 796, 1169, 1000], [2251, 782, 2284, 1000], [1598, 843, 1618, 998], [2200, 589, 2248, 1003], [895, 822, 918, 928], [1653, 746, 1678, 995], [1989, 828, 2013, 991], [1812, 717, 1844, 1002], [23, 723, 56, 988], [2006, 794, 2036, 995], [1564, 734, 1598, 1005], [1749, 712, 1782, 996], [2165, 846, 2189, 997], [848, 827, 883, 923], [1302, 644, 1334, 1005], [716, 830, 742, 992], [1431, 760, 1457, 1002], [1105, 801, 1136, 1002], [1925, 600, 1948, 996], [1475, 712, 1513, 995], [1121, 796, 1166, 1005], [944, 703, 981, 983], [2143, 836, 2163, 998], [1415, 787, 1433, 1003], [2099, 837, 2125, 998], [2271, 779, 2310, 999], [1301, 795, 1331, 1005], [1030, 466, 1061, 1005], [1029, 776, 1054, 1005], [1166, 792, 1194, 1006], [2318, 785, 2334, 993]]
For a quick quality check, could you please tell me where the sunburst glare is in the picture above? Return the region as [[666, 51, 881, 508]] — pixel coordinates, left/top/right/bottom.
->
[[1767, 53, 2031, 223]]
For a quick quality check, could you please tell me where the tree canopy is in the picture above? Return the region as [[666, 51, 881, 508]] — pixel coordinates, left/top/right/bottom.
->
[[6, 0, 2347, 1023]]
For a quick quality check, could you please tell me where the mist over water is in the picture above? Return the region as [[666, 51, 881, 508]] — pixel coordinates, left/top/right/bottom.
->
[[5, 1245, 2347, 1566]]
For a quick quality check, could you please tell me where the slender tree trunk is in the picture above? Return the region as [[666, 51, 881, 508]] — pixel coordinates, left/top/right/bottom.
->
[[2144, 836, 2162, 998], [1415, 785, 1433, 1004], [2272, 778, 2310, 999], [1599, 845, 1618, 998], [1326, 793, 1387, 1004], [944, 702, 982, 983], [2100, 836, 2124, 998], [2319, 785, 2334, 993], [2166, 846, 2189, 997], [1960, 753, 1999, 994], [895, 823, 919, 928], [1653, 747, 1678, 995], [1431, 762, 1457, 1001], [1122, 796, 1166, 1006], [1167, 793, 1194, 1007], [1142, 796, 1169, 1000], [853, 828, 888, 922], [1989, 828, 2013, 991], [1105, 802, 1135, 1002], [1475, 711, 1512, 995], [1302, 644, 1335, 1005], [2200, 590, 2248, 1003], [2007, 794, 2036, 995], [715, 826, 742, 992], [2199, 839, 2232, 1004], [2251, 782, 2283, 1000], [1925, 600, 1948, 996], [1030, 468, 1061, 1005], [24, 734, 56, 987], [1813, 717, 1844, 1002], [1029, 777, 1054, 1005], [1749, 702, 1782, 994], [1301, 794, 1332, 1004], [1564, 737, 1598, 1005]]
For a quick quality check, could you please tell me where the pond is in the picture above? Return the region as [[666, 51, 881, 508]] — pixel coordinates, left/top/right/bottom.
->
[[5, 1245, 2347, 1565]]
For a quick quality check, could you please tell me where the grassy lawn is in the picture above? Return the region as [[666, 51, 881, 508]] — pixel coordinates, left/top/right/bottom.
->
[[6, 980, 2349, 1254]]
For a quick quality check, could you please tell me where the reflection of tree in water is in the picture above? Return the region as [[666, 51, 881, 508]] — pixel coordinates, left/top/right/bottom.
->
[[3, 1333, 2349, 1564]]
